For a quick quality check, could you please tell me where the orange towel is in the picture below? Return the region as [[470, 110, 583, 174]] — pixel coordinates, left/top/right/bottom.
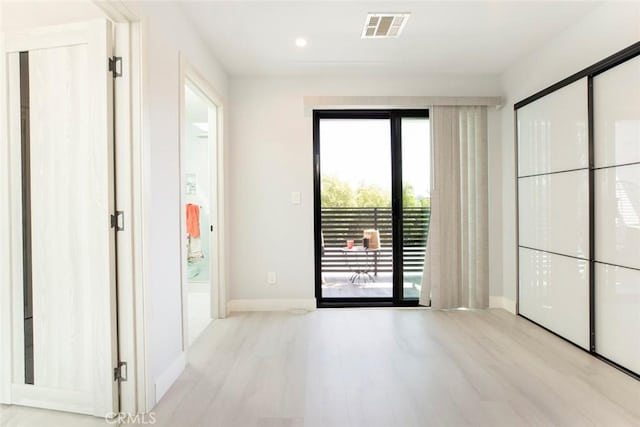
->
[[186, 204, 200, 238]]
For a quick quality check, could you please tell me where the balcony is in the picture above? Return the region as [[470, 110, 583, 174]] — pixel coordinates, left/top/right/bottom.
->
[[321, 206, 430, 299]]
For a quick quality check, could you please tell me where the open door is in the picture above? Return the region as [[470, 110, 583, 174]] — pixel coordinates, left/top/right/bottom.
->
[[182, 78, 220, 347], [5, 19, 119, 416]]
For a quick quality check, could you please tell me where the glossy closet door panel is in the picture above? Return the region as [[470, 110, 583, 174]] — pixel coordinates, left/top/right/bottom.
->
[[518, 170, 589, 258], [595, 164, 640, 270], [519, 247, 589, 349], [596, 263, 640, 374], [517, 78, 588, 177], [594, 55, 640, 168]]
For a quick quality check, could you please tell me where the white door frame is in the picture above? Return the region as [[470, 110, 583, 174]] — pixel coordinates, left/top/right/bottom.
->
[[0, 1, 150, 416], [0, 6, 11, 406], [179, 55, 227, 351], [94, 1, 150, 415]]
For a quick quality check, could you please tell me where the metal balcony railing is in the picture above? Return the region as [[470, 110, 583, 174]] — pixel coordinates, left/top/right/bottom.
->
[[321, 206, 430, 273]]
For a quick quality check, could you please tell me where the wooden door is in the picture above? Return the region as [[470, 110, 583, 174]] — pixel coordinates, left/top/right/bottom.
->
[[5, 19, 118, 416]]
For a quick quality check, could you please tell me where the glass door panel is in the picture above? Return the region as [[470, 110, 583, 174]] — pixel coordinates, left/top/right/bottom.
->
[[319, 118, 393, 299], [314, 110, 430, 306], [400, 118, 431, 300]]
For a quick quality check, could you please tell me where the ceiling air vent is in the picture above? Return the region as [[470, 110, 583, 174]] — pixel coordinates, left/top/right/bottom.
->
[[362, 13, 410, 39]]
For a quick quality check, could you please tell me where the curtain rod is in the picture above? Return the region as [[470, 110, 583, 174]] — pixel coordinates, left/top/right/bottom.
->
[[303, 96, 503, 112]]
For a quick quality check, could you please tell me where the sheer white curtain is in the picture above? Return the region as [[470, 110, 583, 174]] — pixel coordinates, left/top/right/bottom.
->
[[420, 106, 489, 309]]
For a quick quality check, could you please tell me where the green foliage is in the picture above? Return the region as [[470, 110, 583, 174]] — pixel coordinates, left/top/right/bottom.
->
[[322, 176, 391, 207], [402, 184, 417, 207], [321, 176, 355, 207], [322, 176, 430, 208], [403, 184, 431, 207], [419, 197, 431, 207], [355, 184, 391, 207]]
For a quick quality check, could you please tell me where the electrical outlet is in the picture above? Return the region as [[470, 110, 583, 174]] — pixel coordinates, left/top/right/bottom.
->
[[267, 272, 277, 285]]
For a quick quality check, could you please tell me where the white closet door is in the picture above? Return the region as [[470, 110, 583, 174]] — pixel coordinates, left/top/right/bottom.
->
[[595, 164, 640, 269], [517, 78, 588, 177], [518, 170, 589, 259], [595, 264, 640, 374], [594, 56, 640, 375], [516, 78, 589, 350], [594, 55, 640, 168], [6, 20, 118, 416], [519, 247, 589, 349]]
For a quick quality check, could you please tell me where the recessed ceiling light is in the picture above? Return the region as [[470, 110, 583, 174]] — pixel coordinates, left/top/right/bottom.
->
[[362, 13, 410, 38], [295, 37, 307, 47]]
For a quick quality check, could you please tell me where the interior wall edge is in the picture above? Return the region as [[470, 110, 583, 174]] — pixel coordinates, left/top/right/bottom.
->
[[153, 351, 186, 409], [489, 296, 516, 314]]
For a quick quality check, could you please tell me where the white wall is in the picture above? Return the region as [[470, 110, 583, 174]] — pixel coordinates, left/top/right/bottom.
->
[[125, 1, 229, 406], [499, 2, 640, 306], [228, 75, 503, 306]]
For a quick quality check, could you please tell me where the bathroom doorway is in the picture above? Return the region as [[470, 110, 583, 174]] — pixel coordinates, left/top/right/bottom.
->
[[181, 78, 220, 346]]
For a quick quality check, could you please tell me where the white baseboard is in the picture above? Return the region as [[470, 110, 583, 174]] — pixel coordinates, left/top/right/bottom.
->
[[489, 296, 502, 309], [154, 352, 186, 406], [227, 298, 316, 313], [489, 296, 517, 314]]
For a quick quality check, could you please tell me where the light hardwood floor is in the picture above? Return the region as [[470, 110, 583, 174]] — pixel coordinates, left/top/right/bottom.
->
[[2, 308, 640, 426]]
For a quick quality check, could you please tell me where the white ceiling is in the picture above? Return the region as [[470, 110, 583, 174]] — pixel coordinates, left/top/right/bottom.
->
[[182, 1, 600, 77]]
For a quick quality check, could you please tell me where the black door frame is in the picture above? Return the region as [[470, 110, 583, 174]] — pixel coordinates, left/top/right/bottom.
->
[[313, 109, 429, 308]]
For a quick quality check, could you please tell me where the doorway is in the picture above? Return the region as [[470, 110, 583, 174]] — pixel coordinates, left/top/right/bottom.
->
[[181, 79, 219, 346], [313, 110, 430, 307]]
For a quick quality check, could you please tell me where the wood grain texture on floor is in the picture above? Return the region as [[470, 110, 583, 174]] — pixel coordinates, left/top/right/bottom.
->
[[153, 309, 640, 427], [2, 309, 639, 426]]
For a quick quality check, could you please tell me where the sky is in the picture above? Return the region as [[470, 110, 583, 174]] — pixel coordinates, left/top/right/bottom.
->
[[320, 118, 431, 198]]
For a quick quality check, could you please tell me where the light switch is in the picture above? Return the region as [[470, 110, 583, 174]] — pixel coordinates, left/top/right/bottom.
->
[[291, 191, 301, 205], [267, 272, 277, 285]]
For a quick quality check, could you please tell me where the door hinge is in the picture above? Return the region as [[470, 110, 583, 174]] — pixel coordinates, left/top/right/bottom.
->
[[108, 56, 123, 78], [114, 361, 128, 382], [110, 211, 124, 231]]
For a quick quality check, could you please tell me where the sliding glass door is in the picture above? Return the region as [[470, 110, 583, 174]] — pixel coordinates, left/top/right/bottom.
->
[[313, 110, 430, 306], [400, 117, 431, 300]]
